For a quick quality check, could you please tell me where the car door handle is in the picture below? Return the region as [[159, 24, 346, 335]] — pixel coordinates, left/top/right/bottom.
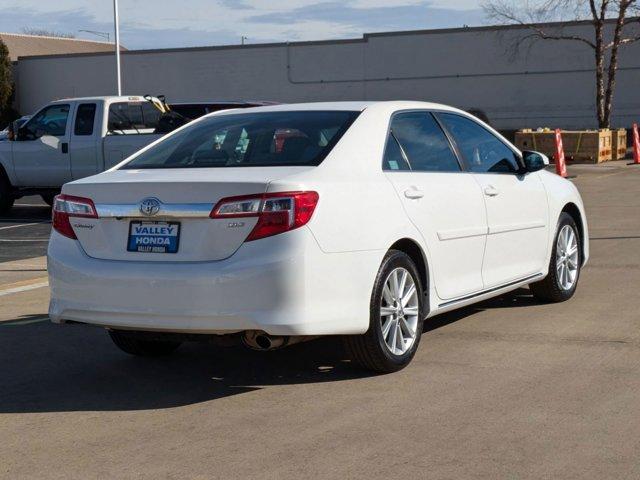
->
[[61, 142, 69, 154], [404, 188, 424, 199], [484, 185, 499, 197]]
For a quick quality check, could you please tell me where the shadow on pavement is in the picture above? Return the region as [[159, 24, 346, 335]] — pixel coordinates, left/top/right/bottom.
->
[[0, 321, 370, 414], [0, 288, 538, 414], [424, 288, 537, 332]]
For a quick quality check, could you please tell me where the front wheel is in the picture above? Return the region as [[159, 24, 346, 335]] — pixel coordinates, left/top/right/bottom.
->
[[344, 250, 424, 373], [530, 212, 582, 303], [108, 330, 182, 357]]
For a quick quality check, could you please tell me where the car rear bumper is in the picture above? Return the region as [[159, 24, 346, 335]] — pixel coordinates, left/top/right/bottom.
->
[[48, 228, 380, 336]]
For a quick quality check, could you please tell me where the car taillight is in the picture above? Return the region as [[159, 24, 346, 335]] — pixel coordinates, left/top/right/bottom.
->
[[52, 194, 98, 239], [211, 191, 319, 241]]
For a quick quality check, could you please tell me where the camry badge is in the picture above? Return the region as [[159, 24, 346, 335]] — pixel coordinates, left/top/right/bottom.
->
[[139, 197, 161, 217]]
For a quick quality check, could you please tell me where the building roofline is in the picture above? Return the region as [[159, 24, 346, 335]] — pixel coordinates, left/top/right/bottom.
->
[[0, 31, 115, 46], [16, 17, 637, 62]]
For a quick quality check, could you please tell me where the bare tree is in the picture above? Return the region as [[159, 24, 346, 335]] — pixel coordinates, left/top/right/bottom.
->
[[483, 1, 640, 128], [21, 27, 76, 39]]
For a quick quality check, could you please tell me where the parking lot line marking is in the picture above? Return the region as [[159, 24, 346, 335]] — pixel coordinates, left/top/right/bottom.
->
[[0, 218, 51, 223], [0, 277, 49, 297], [0, 239, 50, 242], [0, 316, 49, 326], [0, 222, 47, 231]]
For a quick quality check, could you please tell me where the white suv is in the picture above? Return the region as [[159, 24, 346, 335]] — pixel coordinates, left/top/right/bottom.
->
[[47, 101, 588, 373]]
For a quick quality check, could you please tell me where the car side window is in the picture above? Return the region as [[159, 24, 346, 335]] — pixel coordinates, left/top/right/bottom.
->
[[22, 104, 70, 139], [108, 102, 161, 134], [438, 113, 520, 174], [383, 133, 411, 171], [74, 104, 97, 136], [385, 112, 460, 172]]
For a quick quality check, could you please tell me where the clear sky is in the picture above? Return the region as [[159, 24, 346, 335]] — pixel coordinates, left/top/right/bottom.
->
[[0, 0, 486, 50]]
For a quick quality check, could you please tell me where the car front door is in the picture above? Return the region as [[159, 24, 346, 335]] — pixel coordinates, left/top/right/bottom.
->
[[383, 111, 487, 301], [437, 113, 549, 288], [12, 103, 73, 187]]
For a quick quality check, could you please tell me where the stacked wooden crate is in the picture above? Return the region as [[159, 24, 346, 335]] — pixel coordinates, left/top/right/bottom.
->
[[612, 129, 627, 160], [514, 129, 556, 159], [514, 129, 613, 164]]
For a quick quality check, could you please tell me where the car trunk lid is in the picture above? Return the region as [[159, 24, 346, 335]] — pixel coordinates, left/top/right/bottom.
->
[[62, 167, 312, 262]]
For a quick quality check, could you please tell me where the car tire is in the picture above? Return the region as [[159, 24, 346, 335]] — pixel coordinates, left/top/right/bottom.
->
[[0, 177, 14, 214], [344, 250, 424, 373], [530, 212, 582, 303], [108, 330, 182, 357]]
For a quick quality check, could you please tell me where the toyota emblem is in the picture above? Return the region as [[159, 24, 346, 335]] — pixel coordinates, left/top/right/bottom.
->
[[139, 197, 161, 216]]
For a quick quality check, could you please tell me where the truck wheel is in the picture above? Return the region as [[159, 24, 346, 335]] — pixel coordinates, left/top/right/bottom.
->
[[343, 250, 424, 373], [108, 330, 182, 357], [0, 177, 14, 215], [41, 193, 56, 207]]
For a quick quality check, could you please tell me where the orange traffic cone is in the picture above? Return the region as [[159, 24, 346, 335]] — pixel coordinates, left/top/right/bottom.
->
[[554, 128, 568, 177], [633, 123, 640, 165]]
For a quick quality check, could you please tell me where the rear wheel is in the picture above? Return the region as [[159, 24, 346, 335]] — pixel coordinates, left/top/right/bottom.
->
[[0, 177, 14, 214], [108, 330, 182, 357], [530, 212, 581, 303], [344, 250, 424, 373]]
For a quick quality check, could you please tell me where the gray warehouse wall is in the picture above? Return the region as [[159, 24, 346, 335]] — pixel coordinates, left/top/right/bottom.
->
[[15, 21, 640, 130]]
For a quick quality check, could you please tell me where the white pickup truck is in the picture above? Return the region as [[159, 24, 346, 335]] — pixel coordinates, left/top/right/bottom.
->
[[0, 96, 166, 213]]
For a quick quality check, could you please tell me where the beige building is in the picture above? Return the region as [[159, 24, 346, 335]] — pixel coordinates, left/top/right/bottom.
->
[[0, 32, 120, 62], [0, 32, 123, 112]]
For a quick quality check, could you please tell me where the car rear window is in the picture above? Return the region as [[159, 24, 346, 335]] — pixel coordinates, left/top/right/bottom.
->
[[121, 111, 360, 169], [121, 110, 360, 169]]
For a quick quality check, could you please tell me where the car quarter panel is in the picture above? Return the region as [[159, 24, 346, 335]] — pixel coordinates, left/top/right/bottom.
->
[[537, 170, 589, 266], [276, 104, 427, 255]]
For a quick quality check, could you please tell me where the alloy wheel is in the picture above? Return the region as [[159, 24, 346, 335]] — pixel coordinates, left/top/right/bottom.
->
[[555, 225, 579, 291], [380, 267, 419, 355]]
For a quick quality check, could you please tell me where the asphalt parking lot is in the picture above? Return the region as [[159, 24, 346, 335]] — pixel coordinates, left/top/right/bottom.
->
[[1, 162, 640, 479]]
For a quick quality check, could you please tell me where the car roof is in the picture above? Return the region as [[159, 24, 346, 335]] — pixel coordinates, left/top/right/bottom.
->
[[170, 101, 277, 106], [212, 100, 463, 115]]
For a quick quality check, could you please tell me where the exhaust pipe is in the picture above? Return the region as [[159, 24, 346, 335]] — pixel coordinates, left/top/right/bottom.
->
[[242, 331, 316, 351]]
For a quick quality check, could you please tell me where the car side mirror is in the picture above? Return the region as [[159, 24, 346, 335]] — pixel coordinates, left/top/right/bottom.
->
[[522, 150, 549, 173]]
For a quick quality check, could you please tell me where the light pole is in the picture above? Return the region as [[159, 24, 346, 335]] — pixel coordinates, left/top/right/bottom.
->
[[113, 0, 122, 96]]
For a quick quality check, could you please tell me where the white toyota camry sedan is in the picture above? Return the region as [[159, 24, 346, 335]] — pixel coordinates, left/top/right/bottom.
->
[[48, 101, 588, 373]]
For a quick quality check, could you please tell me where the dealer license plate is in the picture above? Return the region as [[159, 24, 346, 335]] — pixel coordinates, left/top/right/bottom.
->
[[127, 221, 180, 254]]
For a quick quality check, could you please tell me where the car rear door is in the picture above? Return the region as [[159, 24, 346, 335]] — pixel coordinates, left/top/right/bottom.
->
[[437, 113, 549, 288], [12, 103, 73, 187], [383, 111, 487, 301]]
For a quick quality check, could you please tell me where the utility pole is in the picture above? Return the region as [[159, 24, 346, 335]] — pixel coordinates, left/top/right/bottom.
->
[[113, 0, 122, 95]]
